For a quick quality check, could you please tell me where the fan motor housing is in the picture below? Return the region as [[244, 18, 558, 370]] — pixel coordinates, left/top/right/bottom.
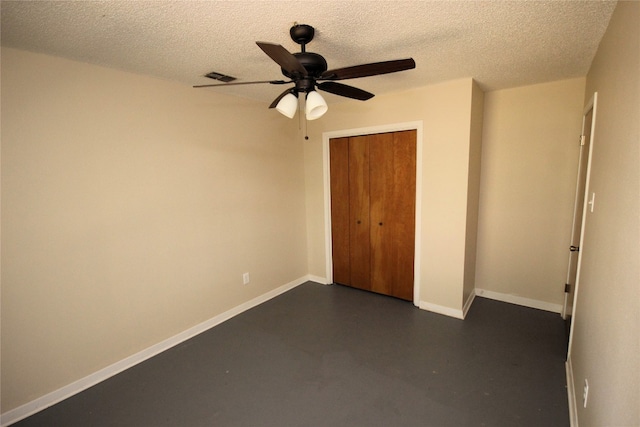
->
[[282, 52, 328, 78]]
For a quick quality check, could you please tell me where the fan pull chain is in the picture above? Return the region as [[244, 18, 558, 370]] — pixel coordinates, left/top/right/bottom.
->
[[304, 116, 309, 140]]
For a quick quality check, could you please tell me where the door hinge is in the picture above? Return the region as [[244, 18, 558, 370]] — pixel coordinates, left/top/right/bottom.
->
[[570, 245, 580, 252], [580, 135, 586, 146], [565, 283, 571, 293]]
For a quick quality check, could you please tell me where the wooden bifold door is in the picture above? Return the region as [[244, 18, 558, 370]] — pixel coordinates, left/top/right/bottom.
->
[[330, 130, 416, 301]]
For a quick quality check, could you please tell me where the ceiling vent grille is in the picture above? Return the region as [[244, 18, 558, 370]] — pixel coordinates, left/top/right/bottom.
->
[[204, 71, 236, 83]]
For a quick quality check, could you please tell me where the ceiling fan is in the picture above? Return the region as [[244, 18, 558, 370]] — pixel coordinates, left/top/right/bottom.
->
[[194, 24, 416, 120]]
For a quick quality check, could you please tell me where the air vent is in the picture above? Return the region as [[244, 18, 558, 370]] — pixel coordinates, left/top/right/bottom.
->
[[204, 71, 236, 83]]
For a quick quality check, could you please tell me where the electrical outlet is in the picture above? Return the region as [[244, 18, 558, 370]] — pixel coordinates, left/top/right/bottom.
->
[[242, 272, 250, 285], [583, 379, 589, 408]]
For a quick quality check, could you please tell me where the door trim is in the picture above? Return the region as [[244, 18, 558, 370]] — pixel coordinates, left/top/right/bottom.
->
[[322, 121, 423, 306]]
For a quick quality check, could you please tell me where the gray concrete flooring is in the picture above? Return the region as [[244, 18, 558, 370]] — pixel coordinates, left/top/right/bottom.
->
[[13, 282, 569, 426]]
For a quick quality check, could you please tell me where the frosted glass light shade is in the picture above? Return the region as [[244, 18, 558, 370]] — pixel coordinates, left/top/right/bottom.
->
[[275, 93, 298, 119], [305, 91, 328, 120]]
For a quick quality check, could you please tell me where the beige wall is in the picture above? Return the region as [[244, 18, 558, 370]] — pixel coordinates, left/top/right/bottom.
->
[[303, 78, 480, 315], [463, 81, 484, 305], [475, 77, 586, 306], [570, 1, 640, 425], [1, 48, 308, 412]]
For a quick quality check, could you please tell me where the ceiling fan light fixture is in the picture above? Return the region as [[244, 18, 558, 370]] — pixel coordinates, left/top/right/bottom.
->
[[305, 90, 328, 120], [195, 24, 416, 123], [275, 92, 299, 119]]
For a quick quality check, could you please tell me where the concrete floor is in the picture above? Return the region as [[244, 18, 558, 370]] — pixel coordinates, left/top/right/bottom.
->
[[13, 282, 570, 426]]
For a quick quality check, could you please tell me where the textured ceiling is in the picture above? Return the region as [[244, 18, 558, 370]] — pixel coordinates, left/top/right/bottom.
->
[[1, 1, 617, 104]]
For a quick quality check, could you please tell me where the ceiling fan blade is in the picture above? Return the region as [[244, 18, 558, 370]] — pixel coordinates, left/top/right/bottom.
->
[[193, 80, 289, 88], [320, 58, 415, 81], [269, 88, 296, 109], [317, 82, 374, 101], [256, 42, 308, 76]]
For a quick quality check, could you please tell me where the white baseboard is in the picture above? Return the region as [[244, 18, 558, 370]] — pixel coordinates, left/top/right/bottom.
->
[[475, 288, 562, 313], [1, 276, 314, 427], [306, 275, 330, 285], [462, 289, 476, 318], [418, 289, 476, 320], [418, 286, 561, 319], [419, 301, 465, 319], [566, 358, 579, 427]]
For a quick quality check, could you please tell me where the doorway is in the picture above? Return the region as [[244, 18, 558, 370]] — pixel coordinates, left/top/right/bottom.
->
[[325, 125, 421, 302], [563, 93, 597, 339]]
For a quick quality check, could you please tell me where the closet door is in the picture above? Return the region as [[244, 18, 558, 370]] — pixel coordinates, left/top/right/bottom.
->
[[329, 130, 416, 301], [369, 130, 416, 300], [330, 135, 371, 291]]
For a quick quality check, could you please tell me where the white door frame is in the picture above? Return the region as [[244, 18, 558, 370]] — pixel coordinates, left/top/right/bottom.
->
[[566, 92, 597, 358], [322, 121, 423, 306]]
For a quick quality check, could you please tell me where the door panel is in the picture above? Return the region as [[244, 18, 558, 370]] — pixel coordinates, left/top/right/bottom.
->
[[390, 130, 417, 300], [369, 132, 395, 296], [330, 137, 351, 285], [564, 105, 594, 322], [348, 135, 371, 290]]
